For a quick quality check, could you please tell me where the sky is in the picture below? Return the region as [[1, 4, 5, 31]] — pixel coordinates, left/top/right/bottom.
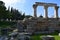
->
[[0, 0, 60, 17]]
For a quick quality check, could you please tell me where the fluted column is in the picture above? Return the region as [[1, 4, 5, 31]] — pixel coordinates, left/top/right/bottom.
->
[[54, 6, 59, 18], [33, 4, 37, 17], [44, 6, 48, 18]]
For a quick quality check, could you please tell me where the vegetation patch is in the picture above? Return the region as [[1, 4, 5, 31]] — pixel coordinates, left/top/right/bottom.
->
[[31, 34, 60, 40]]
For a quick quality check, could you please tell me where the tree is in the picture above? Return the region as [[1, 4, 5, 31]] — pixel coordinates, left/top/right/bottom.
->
[[0, 1, 32, 20], [0, 1, 6, 19], [0, 1, 6, 11], [25, 15, 32, 18], [22, 13, 25, 19], [10, 7, 22, 20], [39, 15, 43, 18]]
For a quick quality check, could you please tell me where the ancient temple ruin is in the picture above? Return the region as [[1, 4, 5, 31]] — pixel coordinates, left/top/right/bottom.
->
[[33, 2, 59, 18], [17, 2, 60, 34]]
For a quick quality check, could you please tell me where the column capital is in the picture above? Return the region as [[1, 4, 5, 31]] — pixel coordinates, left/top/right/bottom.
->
[[33, 4, 37, 9], [44, 5, 48, 9], [54, 6, 59, 10]]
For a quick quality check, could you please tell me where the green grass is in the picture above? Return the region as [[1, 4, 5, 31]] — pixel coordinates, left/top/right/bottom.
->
[[31, 35, 41, 40], [54, 35, 60, 40], [31, 35, 60, 40]]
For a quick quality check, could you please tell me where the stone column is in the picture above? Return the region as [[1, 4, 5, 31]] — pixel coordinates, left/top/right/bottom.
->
[[54, 6, 59, 18], [44, 6, 48, 18], [33, 4, 37, 17]]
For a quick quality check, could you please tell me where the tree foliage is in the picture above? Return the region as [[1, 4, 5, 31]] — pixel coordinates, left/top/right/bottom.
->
[[0, 1, 6, 19], [0, 1, 32, 20]]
